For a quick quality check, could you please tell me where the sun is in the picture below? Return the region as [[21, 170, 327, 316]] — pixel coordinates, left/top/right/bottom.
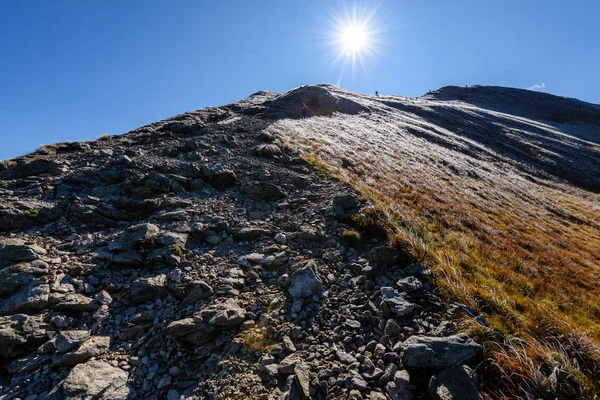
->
[[325, 2, 384, 84], [341, 24, 367, 54]]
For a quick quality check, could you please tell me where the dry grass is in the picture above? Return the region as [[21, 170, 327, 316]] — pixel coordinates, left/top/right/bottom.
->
[[272, 114, 600, 398]]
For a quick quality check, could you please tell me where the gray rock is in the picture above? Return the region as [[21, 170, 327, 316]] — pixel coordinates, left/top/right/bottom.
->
[[199, 298, 246, 327], [368, 247, 399, 266], [396, 276, 423, 293], [108, 223, 159, 253], [255, 144, 282, 158], [55, 336, 111, 366], [0, 314, 48, 357], [55, 330, 90, 353], [244, 181, 286, 201], [232, 227, 273, 241], [289, 263, 323, 298], [131, 274, 168, 304], [428, 365, 480, 400], [381, 287, 414, 316], [0, 159, 65, 180], [48, 359, 131, 399], [54, 294, 98, 313], [274, 233, 287, 244], [182, 280, 214, 306], [0, 284, 50, 314], [0, 239, 41, 267], [402, 334, 481, 369]]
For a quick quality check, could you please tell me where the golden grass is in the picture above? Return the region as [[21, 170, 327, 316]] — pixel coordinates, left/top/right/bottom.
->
[[279, 118, 600, 399]]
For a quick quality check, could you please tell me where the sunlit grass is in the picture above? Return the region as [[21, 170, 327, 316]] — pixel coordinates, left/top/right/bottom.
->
[[275, 117, 600, 398]]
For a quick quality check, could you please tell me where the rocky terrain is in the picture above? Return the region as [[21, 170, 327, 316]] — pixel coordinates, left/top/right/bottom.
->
[[1, 84, 598, 400]]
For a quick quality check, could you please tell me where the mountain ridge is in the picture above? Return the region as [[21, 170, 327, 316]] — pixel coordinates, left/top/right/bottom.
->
[[0, 83, 599, 399]]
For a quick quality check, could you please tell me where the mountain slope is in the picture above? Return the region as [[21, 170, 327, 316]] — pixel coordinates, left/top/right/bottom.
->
[[0, 84, 599, 399]]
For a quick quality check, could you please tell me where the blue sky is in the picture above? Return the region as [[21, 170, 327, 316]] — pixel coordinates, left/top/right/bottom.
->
[[1, 0, 599, 160]]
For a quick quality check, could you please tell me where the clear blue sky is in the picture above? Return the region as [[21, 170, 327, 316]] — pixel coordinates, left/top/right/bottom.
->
[[1, 0, 599, 160]]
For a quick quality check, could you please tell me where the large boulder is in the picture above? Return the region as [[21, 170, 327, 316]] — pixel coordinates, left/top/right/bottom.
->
[[289, 262, 323, 298], [48, 359, 131, 400], [428, 365, 481, 400], [402, 334, 481, 369]]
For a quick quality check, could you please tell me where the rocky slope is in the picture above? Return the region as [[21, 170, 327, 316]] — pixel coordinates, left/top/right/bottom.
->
[[0, 84, 598, 400]]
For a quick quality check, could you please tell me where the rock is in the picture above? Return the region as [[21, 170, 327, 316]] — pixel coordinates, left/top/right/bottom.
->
[[244, 252, 288, 268], [395, 276, 423, 293], [0, 270, 34, 297], [428, 365, 480, 400], [0, 314, 48, 357], [274, 233, 287, 244], [131, 274, 168, 304], [0, 284, 50, 314], [8, 352, 52, 374], [202, 166, 238, 189], [333, 194, 360, 210], [402, 334, 481, 369], [244, 181, 287, 201], [54, 294, 98, 313], [368, 247, 399, 266], [290, 363, 311, 399], [97, 290, 113, 305], [165, 318, 214, 346], [0, 239, 40, 267], [232, 226, 273, 241], [404, 263, 434, 279], [199, 299, 246, 327], [108, 223, 160, 261], [289, 262, 323, 298], [55, 336, 111, 366], [0, 159, 65, 180], [380, 287, 414, 316], [279, 354, 301, 375], [48, 359, 131, 399], [55, 330, 90, 353], [255, 144, 282, 158], [167, 389, 181, 400], [182, 280, 214, 306]]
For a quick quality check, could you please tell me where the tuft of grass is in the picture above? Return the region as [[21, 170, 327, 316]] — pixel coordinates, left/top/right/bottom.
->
[[170, 244, 184, 257], [340, 228, 361, 247], [134, 236, 158, 256], [24, 209, 40, 219]]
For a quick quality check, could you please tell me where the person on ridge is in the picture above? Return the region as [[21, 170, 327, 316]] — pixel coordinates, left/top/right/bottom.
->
[[301, 103, 308, 118], [375, 90, 379, 96]]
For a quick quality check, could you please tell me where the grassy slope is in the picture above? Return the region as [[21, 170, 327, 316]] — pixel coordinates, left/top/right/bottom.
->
[[269, 101, 600, 398]]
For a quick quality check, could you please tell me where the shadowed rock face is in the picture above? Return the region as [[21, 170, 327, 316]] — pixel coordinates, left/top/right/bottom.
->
[[0, 83, 597, 399]]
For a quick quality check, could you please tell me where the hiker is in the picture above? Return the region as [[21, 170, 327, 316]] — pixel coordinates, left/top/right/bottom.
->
[[301, 103, 307, 118], [375, 90, 379, 96]]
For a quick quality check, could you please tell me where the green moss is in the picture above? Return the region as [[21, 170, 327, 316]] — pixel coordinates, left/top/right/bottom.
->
[[24, 209, 40, 219]]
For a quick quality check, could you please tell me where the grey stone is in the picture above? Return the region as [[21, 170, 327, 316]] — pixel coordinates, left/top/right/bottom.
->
[[48, 359, 131, 399], [131, 274, 168, 304], [0, 284, 50, 314], [381, 287, 414, 316], [402, 334, 481, 369], [289, 262, 323, 298], [428, 365, 480, 400]]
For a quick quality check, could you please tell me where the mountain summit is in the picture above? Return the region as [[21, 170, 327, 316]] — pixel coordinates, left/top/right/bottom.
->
[[1, 85, 599, 399]]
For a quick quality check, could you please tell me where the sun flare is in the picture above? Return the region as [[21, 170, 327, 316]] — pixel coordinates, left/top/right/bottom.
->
[[341, 24, 367, 53], [326, 2, 384, 84]]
